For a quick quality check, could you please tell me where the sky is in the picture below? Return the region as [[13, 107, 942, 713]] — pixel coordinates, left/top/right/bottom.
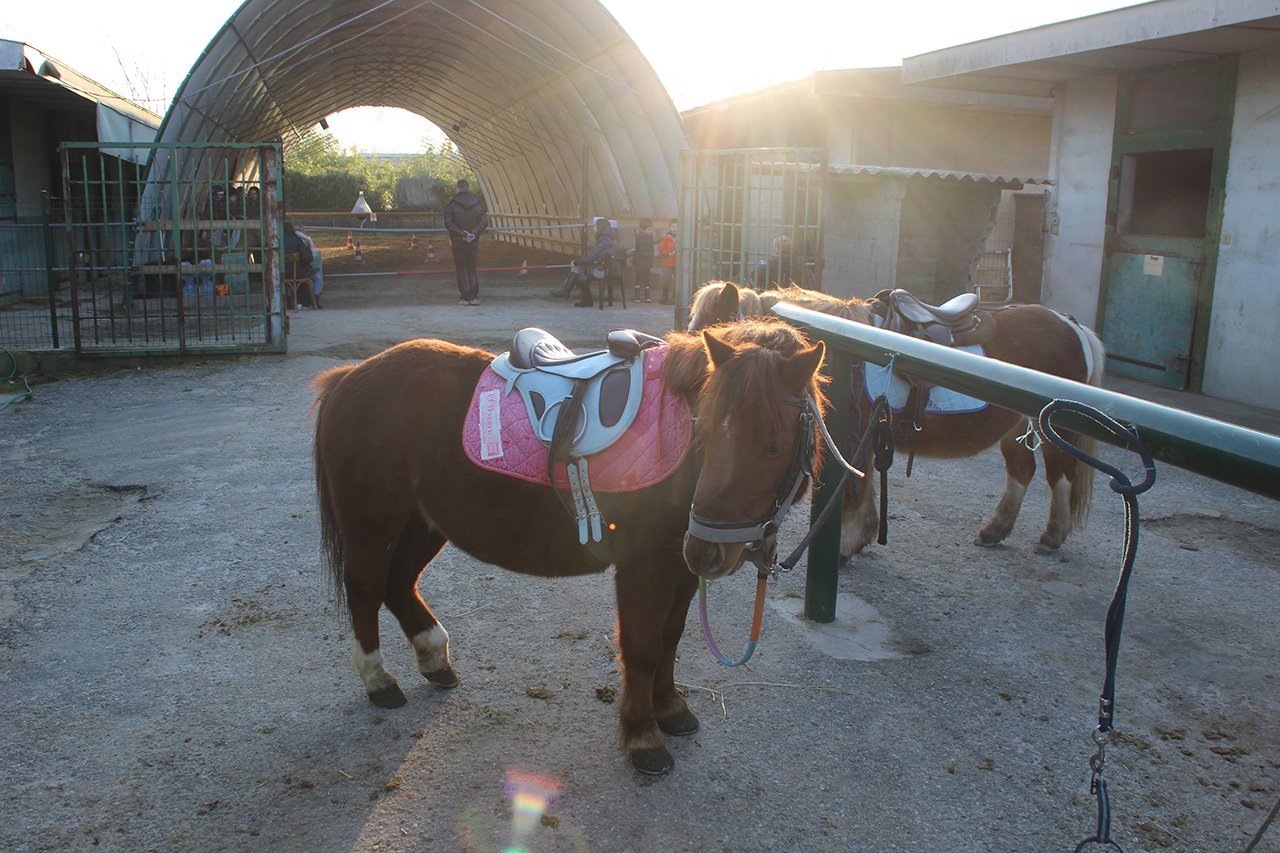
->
[[0, 0, 1145, 152]]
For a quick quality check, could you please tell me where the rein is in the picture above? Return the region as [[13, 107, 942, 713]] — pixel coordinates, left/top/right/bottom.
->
[[693, 394, 866, 667], [1038, 399, 1155, 853]]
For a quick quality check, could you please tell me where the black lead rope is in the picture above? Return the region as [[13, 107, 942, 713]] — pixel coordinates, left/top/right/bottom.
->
[[1038, 400, 1156, 853]]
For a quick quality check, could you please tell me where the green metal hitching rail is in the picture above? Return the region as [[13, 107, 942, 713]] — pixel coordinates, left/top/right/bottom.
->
[[771, 303, 1280, 623]]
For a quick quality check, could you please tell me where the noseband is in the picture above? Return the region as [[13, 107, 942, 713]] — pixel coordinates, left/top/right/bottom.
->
[[687, 395, 817, 570]]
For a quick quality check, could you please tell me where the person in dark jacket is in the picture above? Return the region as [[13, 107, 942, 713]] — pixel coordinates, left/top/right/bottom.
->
[[550, 217, 620, 304], [443, 179, 489, 305], [568, 218, 619, 307], [283, 220, 314, 309]]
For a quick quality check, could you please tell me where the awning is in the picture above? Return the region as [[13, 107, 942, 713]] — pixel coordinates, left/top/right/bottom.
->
[[96, 104, 158, 166], [825, 163, 1049, 189], [0, 39, 160, 165]]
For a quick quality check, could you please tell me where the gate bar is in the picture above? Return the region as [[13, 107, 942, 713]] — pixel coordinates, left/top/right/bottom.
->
[[773, 303, 1280, 502]]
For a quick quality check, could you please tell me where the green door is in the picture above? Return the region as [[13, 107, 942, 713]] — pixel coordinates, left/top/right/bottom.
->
[[1099, 59, 1235, 391]]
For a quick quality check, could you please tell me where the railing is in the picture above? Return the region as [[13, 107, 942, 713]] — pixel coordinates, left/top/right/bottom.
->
[[770, 302, 1280, 623], [289, 210, 587, 256]]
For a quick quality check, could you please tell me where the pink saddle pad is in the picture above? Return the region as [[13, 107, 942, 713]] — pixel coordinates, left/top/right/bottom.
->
[[463, 347, 691, 492]]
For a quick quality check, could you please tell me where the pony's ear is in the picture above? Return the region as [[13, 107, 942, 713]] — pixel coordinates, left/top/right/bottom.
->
[[781, 340, 826, 388], [703, 329, 737, 368], [716, 282, 740, 318]]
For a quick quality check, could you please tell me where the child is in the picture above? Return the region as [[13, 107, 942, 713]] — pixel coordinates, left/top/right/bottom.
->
[[632, 219, 655, 303], [658, 221, 677, 304]]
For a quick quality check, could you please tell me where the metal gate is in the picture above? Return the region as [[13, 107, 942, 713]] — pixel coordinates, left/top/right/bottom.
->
[[61, 141, 286, 356], [677, 147, 825, 315]]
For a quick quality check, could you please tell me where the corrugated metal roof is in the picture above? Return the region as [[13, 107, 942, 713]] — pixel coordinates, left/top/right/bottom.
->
[[826, 163, 1048, 187], [155, 0, 687, 219]]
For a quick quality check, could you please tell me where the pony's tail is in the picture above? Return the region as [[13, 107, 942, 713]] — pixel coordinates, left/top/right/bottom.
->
[[311, 365, 357, 615], [1068, 322, 1108, 531]]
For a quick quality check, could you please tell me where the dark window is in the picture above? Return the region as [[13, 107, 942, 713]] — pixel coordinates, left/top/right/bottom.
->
[[1116, 149, 1213, 238]]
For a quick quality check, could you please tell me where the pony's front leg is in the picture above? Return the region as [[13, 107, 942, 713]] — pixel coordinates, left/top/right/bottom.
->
[[841, 475, 880, 559], [653, 568, 699, 737], [614, 562, 678, 775]]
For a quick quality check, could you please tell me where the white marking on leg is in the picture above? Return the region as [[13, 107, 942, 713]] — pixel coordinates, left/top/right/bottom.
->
[[352, 644, 397, 693], [411, 624, 451, 675], [981, 474, 1028, 542], [1043, 477, 1073, 545]]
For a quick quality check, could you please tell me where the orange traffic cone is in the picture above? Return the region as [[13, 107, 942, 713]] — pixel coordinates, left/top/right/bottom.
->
[[409, 233, 417, 251], [354, 240, 363, 263], [346, 231, 354, 250], [519, 259, 529, 276], [426, 241, 438, 262]]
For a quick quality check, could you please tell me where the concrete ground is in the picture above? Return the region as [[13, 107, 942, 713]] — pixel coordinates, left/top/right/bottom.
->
[[1, 266, 1277, 852]]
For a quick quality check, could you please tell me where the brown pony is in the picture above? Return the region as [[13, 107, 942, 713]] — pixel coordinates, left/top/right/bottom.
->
[[689, 281, 1105, 557], [311, 319, 825, 774]]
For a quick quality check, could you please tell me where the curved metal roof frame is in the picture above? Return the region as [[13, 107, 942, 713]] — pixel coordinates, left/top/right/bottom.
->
[[156, 0, 687, 219]]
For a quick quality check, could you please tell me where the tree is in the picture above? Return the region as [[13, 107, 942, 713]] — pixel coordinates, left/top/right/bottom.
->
[[282, 135, 477, 212]]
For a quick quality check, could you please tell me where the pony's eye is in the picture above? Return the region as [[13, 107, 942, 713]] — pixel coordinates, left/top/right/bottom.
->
[[764, 441, 785, 458]]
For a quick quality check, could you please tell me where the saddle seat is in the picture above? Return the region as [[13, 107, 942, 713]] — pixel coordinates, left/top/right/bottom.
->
[[511, 327, 663, 378], [493, 327, 664, 457], [872, 288, 992, 347], [889, 289, 979, 327]]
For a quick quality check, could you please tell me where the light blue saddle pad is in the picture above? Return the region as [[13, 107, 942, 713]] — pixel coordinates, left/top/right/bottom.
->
[[863, 346, 989, 415]]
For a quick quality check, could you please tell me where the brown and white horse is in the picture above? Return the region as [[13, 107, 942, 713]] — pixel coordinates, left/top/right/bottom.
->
[[312, 319, 825, 774], [689, 281, 1106, 558]]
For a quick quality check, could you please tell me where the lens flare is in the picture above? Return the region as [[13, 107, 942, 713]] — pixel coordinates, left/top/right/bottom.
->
[[502, 769, 561, 853]]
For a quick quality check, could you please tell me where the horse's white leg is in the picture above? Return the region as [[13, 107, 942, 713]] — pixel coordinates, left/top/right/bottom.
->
[[1035, 476, 1074, 554], [975, 433, 1036, 547], [841, 476, 880, 559], [1034, 439, 1096, 554], [409, 624, 458, 687], [352, 644, 404, 706]]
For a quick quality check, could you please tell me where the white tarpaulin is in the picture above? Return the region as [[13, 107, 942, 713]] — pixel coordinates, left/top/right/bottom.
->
[[96, 103, 158, 166]]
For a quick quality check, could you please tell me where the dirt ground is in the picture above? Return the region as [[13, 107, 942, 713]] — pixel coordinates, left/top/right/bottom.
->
[[1, 256, 1278, 852]]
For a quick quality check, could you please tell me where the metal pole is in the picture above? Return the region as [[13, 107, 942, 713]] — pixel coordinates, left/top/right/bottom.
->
[[772, 303, 1280, 501], [40, 190, 60, 349], [806, 351, 851, 623]]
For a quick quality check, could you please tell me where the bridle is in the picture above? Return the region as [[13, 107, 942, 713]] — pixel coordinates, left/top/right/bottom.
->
[[686, 394, 817, 571]]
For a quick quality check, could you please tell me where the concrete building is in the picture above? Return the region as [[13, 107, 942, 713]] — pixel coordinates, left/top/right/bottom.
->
[[905, 0, 1280, 406], [682, 68, 1053, 305], [1, 40, 159, 299]]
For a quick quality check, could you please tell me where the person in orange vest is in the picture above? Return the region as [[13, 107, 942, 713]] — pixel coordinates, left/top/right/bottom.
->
[[657, 220, 677, 304]]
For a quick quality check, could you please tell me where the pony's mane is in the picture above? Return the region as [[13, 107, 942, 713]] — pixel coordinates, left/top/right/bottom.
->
[[688, 281, 874, 329], [663, 317, 829, 444]]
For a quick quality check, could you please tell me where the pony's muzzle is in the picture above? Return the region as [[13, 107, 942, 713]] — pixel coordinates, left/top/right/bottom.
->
[[682, 533, 747, 580]]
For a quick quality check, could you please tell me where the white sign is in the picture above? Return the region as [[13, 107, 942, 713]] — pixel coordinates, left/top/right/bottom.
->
[[1143, 254, 1165, 276], [478, 389, 504, 460]]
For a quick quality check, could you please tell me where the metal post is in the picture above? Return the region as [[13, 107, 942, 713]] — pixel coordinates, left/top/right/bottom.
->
[[40, 190, 60, 349], [805, 344, 851, 623]]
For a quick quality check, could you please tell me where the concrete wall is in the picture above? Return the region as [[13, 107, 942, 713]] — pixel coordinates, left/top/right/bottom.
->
[[1040, 74, 1116, 327], [1203, 46, 1280, 408], [829, 102, 1049, 176], [821, 177, 904, 299]]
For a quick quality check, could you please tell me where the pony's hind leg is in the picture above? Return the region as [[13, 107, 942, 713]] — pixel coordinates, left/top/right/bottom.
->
[[975, 430, 1037, 547], [1033, 439, 1095, 554], [384, 520, 459, 688], [343, 539, 409, 709]]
